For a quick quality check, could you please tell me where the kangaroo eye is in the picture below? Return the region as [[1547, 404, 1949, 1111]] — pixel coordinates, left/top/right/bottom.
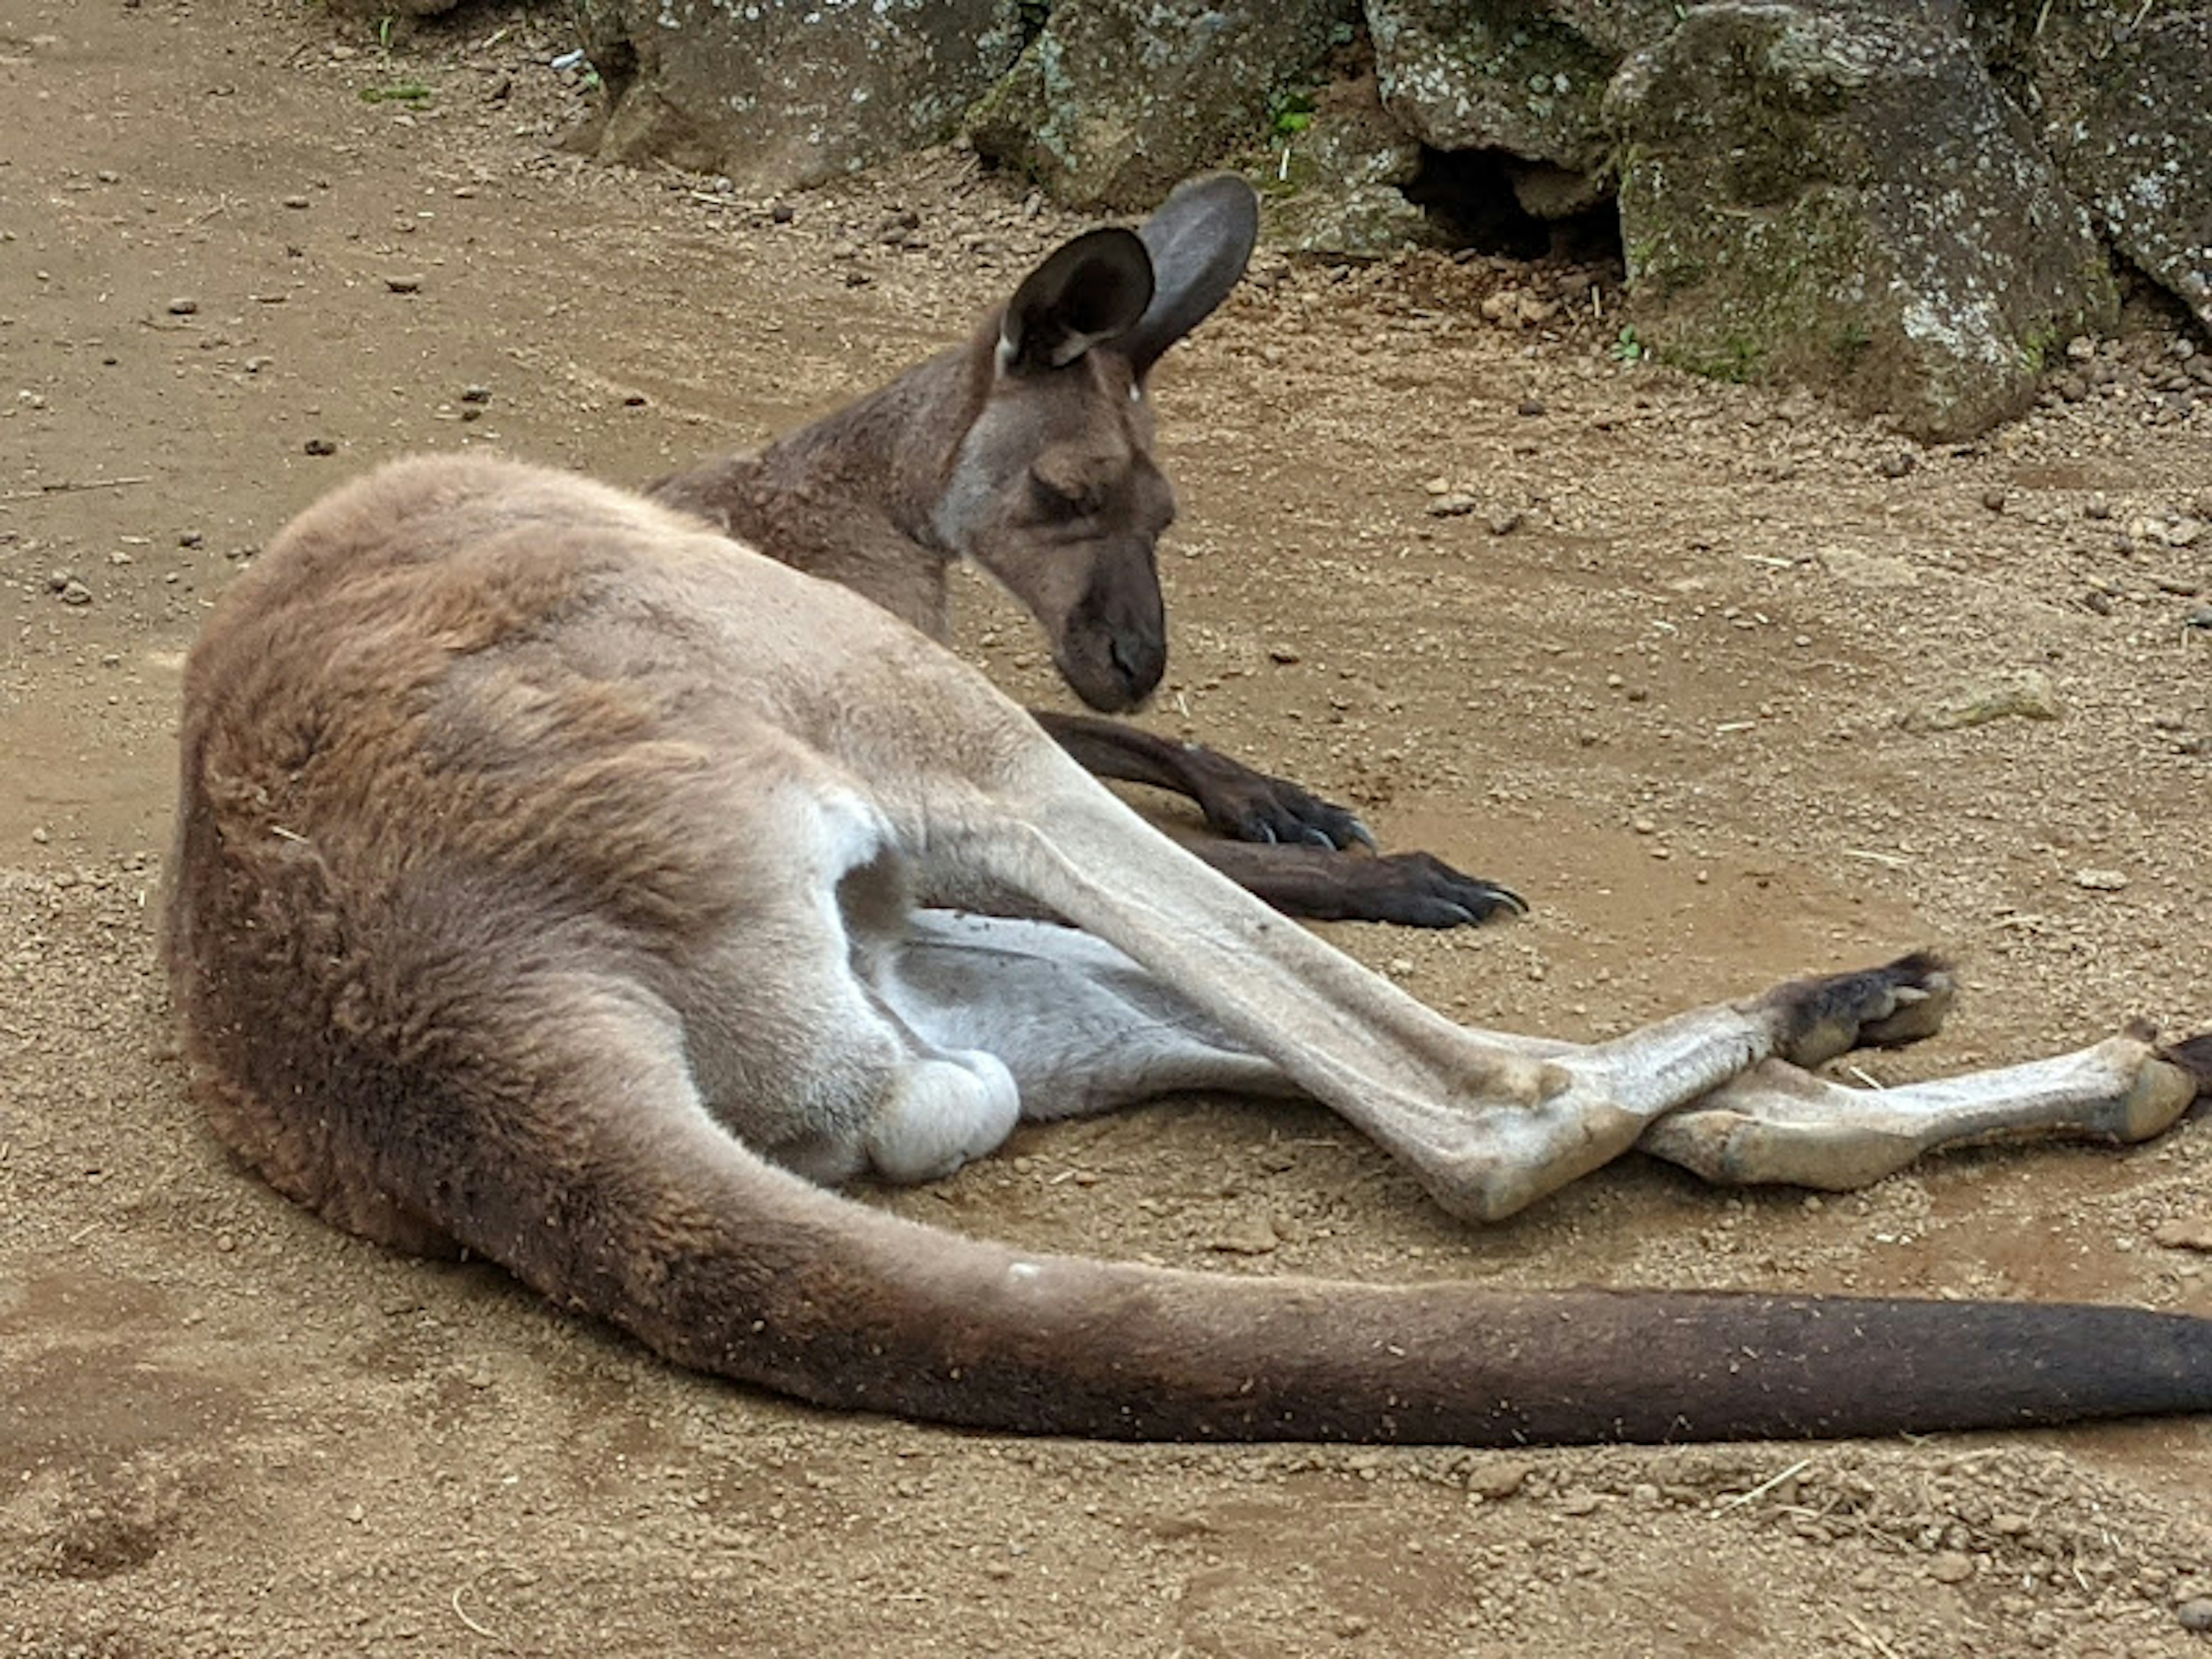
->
[[1028, 467, 1097, 519]]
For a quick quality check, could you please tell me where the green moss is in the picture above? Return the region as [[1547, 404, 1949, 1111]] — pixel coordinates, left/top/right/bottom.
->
[[2017, 323, 2063, 374], [1658, 335, 1766, 384]]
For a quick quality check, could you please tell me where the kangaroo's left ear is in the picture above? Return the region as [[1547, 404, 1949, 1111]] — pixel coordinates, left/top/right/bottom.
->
[[998, 227, 1157, 376], [1116, 175, 1260, 377]]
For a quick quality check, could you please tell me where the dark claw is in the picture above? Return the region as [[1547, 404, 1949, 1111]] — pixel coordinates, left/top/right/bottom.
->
[[1336, 853, 1530, 930], [1344, 816, 1378, 854]]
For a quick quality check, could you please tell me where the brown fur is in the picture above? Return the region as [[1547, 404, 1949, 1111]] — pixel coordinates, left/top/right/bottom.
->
[[163, 450, 2212, 1445], [649, 177, 1523, 927]]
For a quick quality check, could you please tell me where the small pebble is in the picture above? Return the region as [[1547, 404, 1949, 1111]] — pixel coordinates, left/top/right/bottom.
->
[[385, 274, 423, 294], [2179, 1600, 2212, 1634], [1467, 1460, 1532, 1501], [1426, 494, 1478, 518], [1930, 1552, 1974, 1585], [1517, 397, 1547, 417], [1487, 507, 1525, 536], [303, 437, 338, 456], [459, 384, 491, 405], [1980, 487, 2006, 512], [1878, 452, 1916, 478], [166, 296, 198, 316]]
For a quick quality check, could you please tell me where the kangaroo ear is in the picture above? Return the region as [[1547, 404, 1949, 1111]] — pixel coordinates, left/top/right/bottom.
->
[[999, 227, 1156, 376], [1116, 175, 1259, 376]]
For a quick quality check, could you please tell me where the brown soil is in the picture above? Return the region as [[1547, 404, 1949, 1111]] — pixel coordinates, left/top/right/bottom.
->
[[3, 4, 2209, 1656]]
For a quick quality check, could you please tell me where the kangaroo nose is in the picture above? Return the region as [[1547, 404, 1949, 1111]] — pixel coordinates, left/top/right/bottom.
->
[[1109, 629, 1165, 703]]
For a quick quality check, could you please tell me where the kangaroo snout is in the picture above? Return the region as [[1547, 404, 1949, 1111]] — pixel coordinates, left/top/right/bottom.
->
[[1059, 609, 1166, 713]]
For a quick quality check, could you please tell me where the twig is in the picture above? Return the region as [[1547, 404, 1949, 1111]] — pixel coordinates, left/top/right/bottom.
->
[[1846, 1065, 1885, 1090], [1843, 1609, 1903, 1659], [1713, 1455, 1812, 1515], [2033, 0, 2054, 37], [451, 1581, 498, 1640], [1840, 847, 1910, 869], [0, 474, 153, 501]]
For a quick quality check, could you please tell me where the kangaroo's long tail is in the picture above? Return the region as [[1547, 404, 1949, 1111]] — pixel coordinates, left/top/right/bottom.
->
[[416, 1048, 2211, 1446]]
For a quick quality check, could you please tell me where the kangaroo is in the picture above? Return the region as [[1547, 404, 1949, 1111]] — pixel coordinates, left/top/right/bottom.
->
[[164, 442, 2211, 1445], [648, 176, 1524, 930]]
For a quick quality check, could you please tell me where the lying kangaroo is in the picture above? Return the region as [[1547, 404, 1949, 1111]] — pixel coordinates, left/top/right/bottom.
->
[[166, 446, 2210, 1444], [650, 176, 1522, 930]]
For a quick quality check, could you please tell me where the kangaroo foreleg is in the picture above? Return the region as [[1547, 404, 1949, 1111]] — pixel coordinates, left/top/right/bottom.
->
[[1031, 709, 1376, 849], [1028, 711, 1524, 927]]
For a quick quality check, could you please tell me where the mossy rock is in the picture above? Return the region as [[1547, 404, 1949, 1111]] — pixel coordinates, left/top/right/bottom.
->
[[573, 0, 1031, 191], [1608, 2, 2117, 440], [1995, 2, 2212, 332], [966, 0, 1358, 213], [1366, 0, 1681, 171]]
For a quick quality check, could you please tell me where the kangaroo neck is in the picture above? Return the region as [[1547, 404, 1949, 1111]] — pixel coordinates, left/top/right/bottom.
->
[[650, 340, 989, 640]]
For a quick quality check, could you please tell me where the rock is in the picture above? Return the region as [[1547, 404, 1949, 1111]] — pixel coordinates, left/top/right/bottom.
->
[[58, 578, 91, 607], [1368, 0, 1676, 175], [1930, 1551, 1974, 1584], [1505, 156, 1609, 221], [1209, 1215, 1280, 1255], [575, 0, 1031, 191], [1606, 3, 2116, 441], [1427, 493, 1479, 517], [166, 297, 198, 316], [2071, 868, 2128, 892], [2179, 1599, 2212, 1633], [1467, 1458, 1533, 1501], [1984, 8, 2212, 334], [968, 0, 1357, 211], [1897, 669, 2062, 733], [1265, 73, 1434, 257], [2152, 1217, 2212, 1253]]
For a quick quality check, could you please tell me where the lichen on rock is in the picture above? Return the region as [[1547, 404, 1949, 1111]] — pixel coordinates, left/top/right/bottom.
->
[[965, 0, 1359, 212], [1607, 2, 2116, 440], [575, 0, 1033, 192]]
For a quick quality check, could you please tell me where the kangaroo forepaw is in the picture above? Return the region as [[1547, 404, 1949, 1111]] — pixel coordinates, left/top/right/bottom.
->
[[1199, 767, 1377, 852], [1336, 852, 1528, 929], [1764, 950, 1957, 1070]]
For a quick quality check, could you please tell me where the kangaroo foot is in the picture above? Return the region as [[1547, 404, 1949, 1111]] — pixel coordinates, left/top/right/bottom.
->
[[1755, 951, 1957, 1071]]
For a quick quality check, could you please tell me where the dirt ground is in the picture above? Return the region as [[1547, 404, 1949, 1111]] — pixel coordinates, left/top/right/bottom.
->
[[3, 3, 2209, 1655]]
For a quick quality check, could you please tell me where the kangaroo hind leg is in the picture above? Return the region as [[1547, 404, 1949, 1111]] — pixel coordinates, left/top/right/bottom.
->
[[673, 786, 1020, 1189], [1639, 1027, 2206, 1191]]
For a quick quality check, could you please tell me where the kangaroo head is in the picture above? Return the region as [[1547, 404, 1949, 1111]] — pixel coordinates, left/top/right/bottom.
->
[[932, 176, 1259, 714]]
